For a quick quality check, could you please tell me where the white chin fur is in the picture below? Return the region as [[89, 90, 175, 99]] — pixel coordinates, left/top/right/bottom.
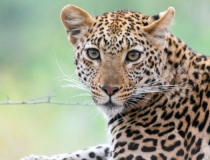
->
[[98, 105, 124, 118]]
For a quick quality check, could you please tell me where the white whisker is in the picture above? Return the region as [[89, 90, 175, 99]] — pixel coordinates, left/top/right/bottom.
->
[[67, 93, 92, 99]]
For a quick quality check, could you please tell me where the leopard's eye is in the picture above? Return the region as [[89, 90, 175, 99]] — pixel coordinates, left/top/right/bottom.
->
[[126, 50, 141, 62], [86, 48, 100, 60]]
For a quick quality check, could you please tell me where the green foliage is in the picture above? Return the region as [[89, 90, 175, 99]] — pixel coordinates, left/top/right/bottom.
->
[[0, 1, 210, 159]]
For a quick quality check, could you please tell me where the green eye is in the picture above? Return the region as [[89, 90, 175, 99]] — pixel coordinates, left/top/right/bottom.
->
[[86, 48, 100, 60], [126, 50, 141, 62]]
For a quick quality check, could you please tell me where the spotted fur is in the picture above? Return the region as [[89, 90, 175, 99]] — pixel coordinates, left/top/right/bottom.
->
[[21, 5, 210, 160]]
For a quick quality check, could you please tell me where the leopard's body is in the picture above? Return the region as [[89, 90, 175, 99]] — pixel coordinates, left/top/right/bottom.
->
[[22, 5, 210, 160]]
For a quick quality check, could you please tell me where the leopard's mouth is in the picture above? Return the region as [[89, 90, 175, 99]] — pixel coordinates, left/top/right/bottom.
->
[[104, 100, 118, 109], [96, 97, 128, 117]]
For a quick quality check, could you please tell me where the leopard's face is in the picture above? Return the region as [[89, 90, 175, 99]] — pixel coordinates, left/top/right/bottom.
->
[[74, 24, 162, 116], [61, 5, 174, 117]]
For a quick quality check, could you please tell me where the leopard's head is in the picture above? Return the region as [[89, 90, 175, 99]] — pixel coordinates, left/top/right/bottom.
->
[[61, 5, 175, 117]]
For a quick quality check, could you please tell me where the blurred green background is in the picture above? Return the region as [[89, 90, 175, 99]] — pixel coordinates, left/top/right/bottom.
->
[[0, 0, 210, 159]]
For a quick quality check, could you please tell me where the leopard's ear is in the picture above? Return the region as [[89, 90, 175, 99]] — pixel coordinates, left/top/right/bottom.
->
[[61, 5, 93, 45], [143, 7, 175, 49]]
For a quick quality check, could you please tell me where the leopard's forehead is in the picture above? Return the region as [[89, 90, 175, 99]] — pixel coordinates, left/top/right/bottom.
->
[[94, 10, 150, 32], [85, 10, 152, 54]]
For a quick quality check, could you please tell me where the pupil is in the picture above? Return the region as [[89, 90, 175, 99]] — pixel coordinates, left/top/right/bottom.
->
[[131, 53, 136, 57], [91, 51, 97, 57], [130, 52, 137, 58]]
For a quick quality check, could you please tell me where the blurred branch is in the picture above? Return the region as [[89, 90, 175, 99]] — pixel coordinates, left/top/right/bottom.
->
[[0, 95, 91, 106]]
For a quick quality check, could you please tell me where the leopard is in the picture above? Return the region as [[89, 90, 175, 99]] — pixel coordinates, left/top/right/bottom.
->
[[21, 4, 210, 160]]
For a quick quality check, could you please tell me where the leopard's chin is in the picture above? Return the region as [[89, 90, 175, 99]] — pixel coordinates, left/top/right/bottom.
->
[[104, 101, 118, 109], [98, 102, 125, 118]]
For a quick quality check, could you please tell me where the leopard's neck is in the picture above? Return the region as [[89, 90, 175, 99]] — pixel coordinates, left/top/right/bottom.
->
[[164, 33, 197, 73], [164, 32, 210, 85]]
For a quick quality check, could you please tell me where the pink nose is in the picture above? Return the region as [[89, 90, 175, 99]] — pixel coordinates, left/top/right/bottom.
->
[[101, 85, 120, 96]]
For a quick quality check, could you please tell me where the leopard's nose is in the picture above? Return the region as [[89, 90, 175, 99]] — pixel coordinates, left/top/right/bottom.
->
[[100, 85, 120, 96]]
